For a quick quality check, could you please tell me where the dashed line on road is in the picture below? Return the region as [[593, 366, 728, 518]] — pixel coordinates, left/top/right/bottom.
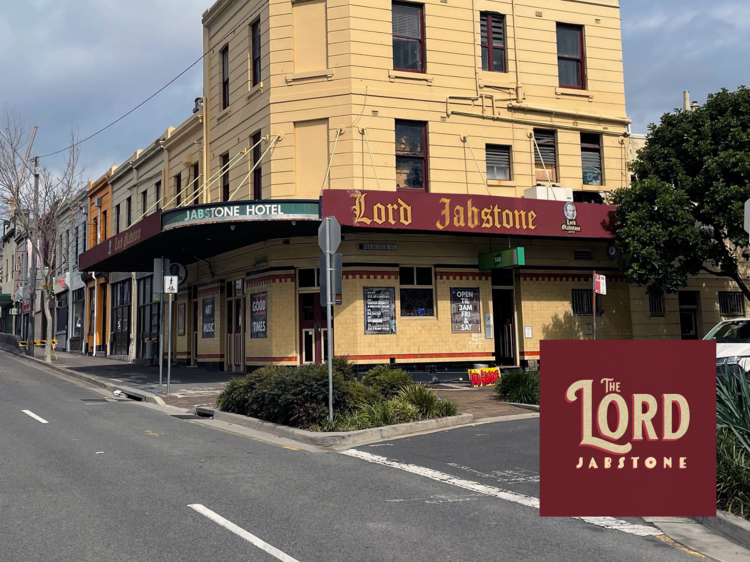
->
[[21, 410, 49, 424], [188, 504, 301, 562], [342, 449, 661, 537]]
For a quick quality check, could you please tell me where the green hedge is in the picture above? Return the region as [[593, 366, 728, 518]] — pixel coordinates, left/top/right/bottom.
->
[[494, 370, 540, 405], [217, 361, 459, 431], [717, 429, 750, 519]]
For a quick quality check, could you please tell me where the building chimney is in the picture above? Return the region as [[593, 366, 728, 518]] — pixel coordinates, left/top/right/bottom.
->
[[193, 98, 204, 114], [691, 101, 700, 111], [683, 91, 691, 112]]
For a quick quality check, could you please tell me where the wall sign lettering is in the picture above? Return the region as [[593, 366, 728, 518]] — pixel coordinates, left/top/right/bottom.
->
[[251, 292, 268, 339], [450, 288, 481, 333], [364, 287, 396, 335], [202, 298, 215, 339]]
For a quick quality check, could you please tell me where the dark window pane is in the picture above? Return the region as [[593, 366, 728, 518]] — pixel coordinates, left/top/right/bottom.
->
[[393, 3, 421, 38], [393, 38, 421, 70], [299, 269, 317, 288], [492, 18, 504, 46], [301, 293, 315, 322], [480, 18, 488, 44], [400, 288, 435, 317], [481, 47, 489, 71], [396, 157, 424, 189], [493, 49, 505, 72], [399, 267, 415, 286], [486, 145, 511, 180], [396, 122, 424, 155], [558, 59, 581, 87], [415, 267, 432, 286], [557, 26, 581, 57]]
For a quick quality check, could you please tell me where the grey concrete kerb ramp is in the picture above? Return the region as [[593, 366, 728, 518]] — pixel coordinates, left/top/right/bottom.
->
[[694, 511, 750, 551], [198, 407, 474, 448], [12, 353, 166, 406]]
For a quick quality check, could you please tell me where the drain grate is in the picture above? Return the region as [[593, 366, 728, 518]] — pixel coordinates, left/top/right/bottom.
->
[[170, 414, 201, 420], [81, 398, 108, 402]]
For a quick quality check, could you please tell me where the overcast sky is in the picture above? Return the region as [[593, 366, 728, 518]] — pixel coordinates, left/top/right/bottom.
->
[[0, 0, 748, 180]]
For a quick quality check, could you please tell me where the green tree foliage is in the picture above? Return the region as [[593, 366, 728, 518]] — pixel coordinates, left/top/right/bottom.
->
[[612, 87, 750, 299]]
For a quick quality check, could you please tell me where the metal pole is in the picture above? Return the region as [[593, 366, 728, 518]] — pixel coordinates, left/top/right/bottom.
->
[[592, 270, 597, 341], [28, 156, 40, 358], [326, 247, 334, 421], [158, 296, 164, 386], [167, 294, 172, 395]]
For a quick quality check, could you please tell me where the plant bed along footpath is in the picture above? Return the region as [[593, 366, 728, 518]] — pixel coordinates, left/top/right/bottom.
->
[[215, 360, 459, 432]]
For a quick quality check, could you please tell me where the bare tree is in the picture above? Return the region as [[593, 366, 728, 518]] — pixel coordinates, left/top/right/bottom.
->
[[0, 109, 86, 363]]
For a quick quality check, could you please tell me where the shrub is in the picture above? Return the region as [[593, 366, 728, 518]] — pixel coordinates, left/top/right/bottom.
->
[[348, 381, 382, 408], [310, 414, 373, 433], [362, 365, 412, 398], [717, 429, 750, 519], [332, 356, 356, 382], [215, 363, 351, 429], [495, 370, 540, 405], [399, 384, 440, 418], [359, 398, 421, 427], [717, 365, 750, 454], [434, 398, 459, 418]]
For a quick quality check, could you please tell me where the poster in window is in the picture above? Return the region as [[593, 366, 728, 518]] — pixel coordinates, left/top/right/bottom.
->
[[450, 288, 481, 333], [250, 292, 268, 339], [364, 287, 396, 335], [177, 303, 186, 336], [202, 298, 215, 338]]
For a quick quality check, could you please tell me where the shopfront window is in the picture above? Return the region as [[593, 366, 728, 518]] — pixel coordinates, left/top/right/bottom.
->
[[111, 279, 132, 356], [399, 266, 434, 316]]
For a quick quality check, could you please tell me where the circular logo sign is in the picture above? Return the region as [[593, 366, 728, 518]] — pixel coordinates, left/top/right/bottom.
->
[[607, 243, 621, 261], [563, 202, 578, 221]]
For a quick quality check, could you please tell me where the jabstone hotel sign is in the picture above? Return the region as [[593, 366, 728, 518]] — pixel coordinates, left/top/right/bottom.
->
[[162, 200, 320, 229], [321, 190, 616, 239]]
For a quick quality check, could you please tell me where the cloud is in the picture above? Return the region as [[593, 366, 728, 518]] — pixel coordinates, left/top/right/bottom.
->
[[622, 0, 750, 132]]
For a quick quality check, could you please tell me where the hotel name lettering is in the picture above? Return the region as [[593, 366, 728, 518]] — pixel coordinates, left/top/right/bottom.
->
[[112, 228, 143, 253], [352, 193, 537, 232]]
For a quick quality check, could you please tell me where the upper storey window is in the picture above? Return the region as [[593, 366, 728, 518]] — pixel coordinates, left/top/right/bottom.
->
[[221, 46, 230, 109], [251, 21, 261, 87], [392, 2, 425, 72], [480, 12, 506, 73], [557, 24, 586, 89], [395, 120, 428, 191]]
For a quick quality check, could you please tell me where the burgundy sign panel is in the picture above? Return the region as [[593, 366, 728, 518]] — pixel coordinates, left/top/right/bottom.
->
[[540, 340, 716, 517], [321, 190, 616, 239], [78, 211, 162, 271]]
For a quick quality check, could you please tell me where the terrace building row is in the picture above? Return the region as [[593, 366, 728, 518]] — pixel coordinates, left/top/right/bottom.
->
[[2, 0, 745, 374]]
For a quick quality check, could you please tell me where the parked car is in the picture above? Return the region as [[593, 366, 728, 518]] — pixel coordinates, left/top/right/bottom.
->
[[703, 318, 750, 376]]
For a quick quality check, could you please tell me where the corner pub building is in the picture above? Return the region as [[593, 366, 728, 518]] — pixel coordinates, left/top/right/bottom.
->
[[79, 0, 638, 378]]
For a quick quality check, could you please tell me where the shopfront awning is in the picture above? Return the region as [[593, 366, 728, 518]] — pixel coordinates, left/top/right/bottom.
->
[[0, 294, 11, 306], [78, 200, 321, 272]]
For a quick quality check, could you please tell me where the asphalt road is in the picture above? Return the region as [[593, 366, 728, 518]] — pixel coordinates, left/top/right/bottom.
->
[[0, 353, 706, 562]]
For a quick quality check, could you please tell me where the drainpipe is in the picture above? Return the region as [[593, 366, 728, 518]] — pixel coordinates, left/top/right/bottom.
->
[[92, 279, 97, 357], [471, 0, 480, 97], [511, 0, 523, 102]]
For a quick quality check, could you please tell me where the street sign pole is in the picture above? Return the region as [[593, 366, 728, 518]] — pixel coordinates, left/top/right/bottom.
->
[[592, 270, 596, 341], [318, 217, 341, 421], [167, 294, 173, 396]]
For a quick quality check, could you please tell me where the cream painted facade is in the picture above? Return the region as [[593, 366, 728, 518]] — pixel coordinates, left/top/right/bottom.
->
[[84, 0, 750, 374]]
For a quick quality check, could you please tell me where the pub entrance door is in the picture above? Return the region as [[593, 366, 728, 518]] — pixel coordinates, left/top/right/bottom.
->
[[226, 280, 245, 372]]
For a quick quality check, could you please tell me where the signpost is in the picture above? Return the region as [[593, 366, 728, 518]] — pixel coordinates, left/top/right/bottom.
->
[[592, 272, 606, 340], [318, 217, 341, 420], [164, 275, 178, 395]]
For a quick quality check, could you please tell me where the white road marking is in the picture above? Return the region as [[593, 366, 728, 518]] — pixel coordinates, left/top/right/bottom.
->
[[188, 504, 301, 562], [342, 449, 660, 537], [21, 410, 48, 424]]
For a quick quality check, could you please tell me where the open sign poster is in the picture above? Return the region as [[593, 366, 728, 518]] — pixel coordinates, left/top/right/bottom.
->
[[450, 288, 481, 334], [540, 340, 716, 517], [251, 292, 268, 339]]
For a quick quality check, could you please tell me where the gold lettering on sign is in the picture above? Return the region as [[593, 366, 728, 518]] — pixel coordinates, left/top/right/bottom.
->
[[481, 208, 492, 229], [467, 200, 479, 229], [453, 205, 465, 227], [528, 210, 537, 230], [386, 203, 398, 225], [493, 206, 502, 229], [437, 198, 451, 230], [398, 198, 412, 225], [502, 210, 514, 229], [352, 192, 372, 225], [514, 210, 527, 230], [373, 203, 386, 225]]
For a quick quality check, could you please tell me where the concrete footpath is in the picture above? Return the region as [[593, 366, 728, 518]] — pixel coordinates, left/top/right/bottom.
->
[[15, 352, 532, 419]]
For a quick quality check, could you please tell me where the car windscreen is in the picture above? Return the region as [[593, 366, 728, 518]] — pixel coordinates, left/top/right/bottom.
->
[[704, 321, 750, 343]]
